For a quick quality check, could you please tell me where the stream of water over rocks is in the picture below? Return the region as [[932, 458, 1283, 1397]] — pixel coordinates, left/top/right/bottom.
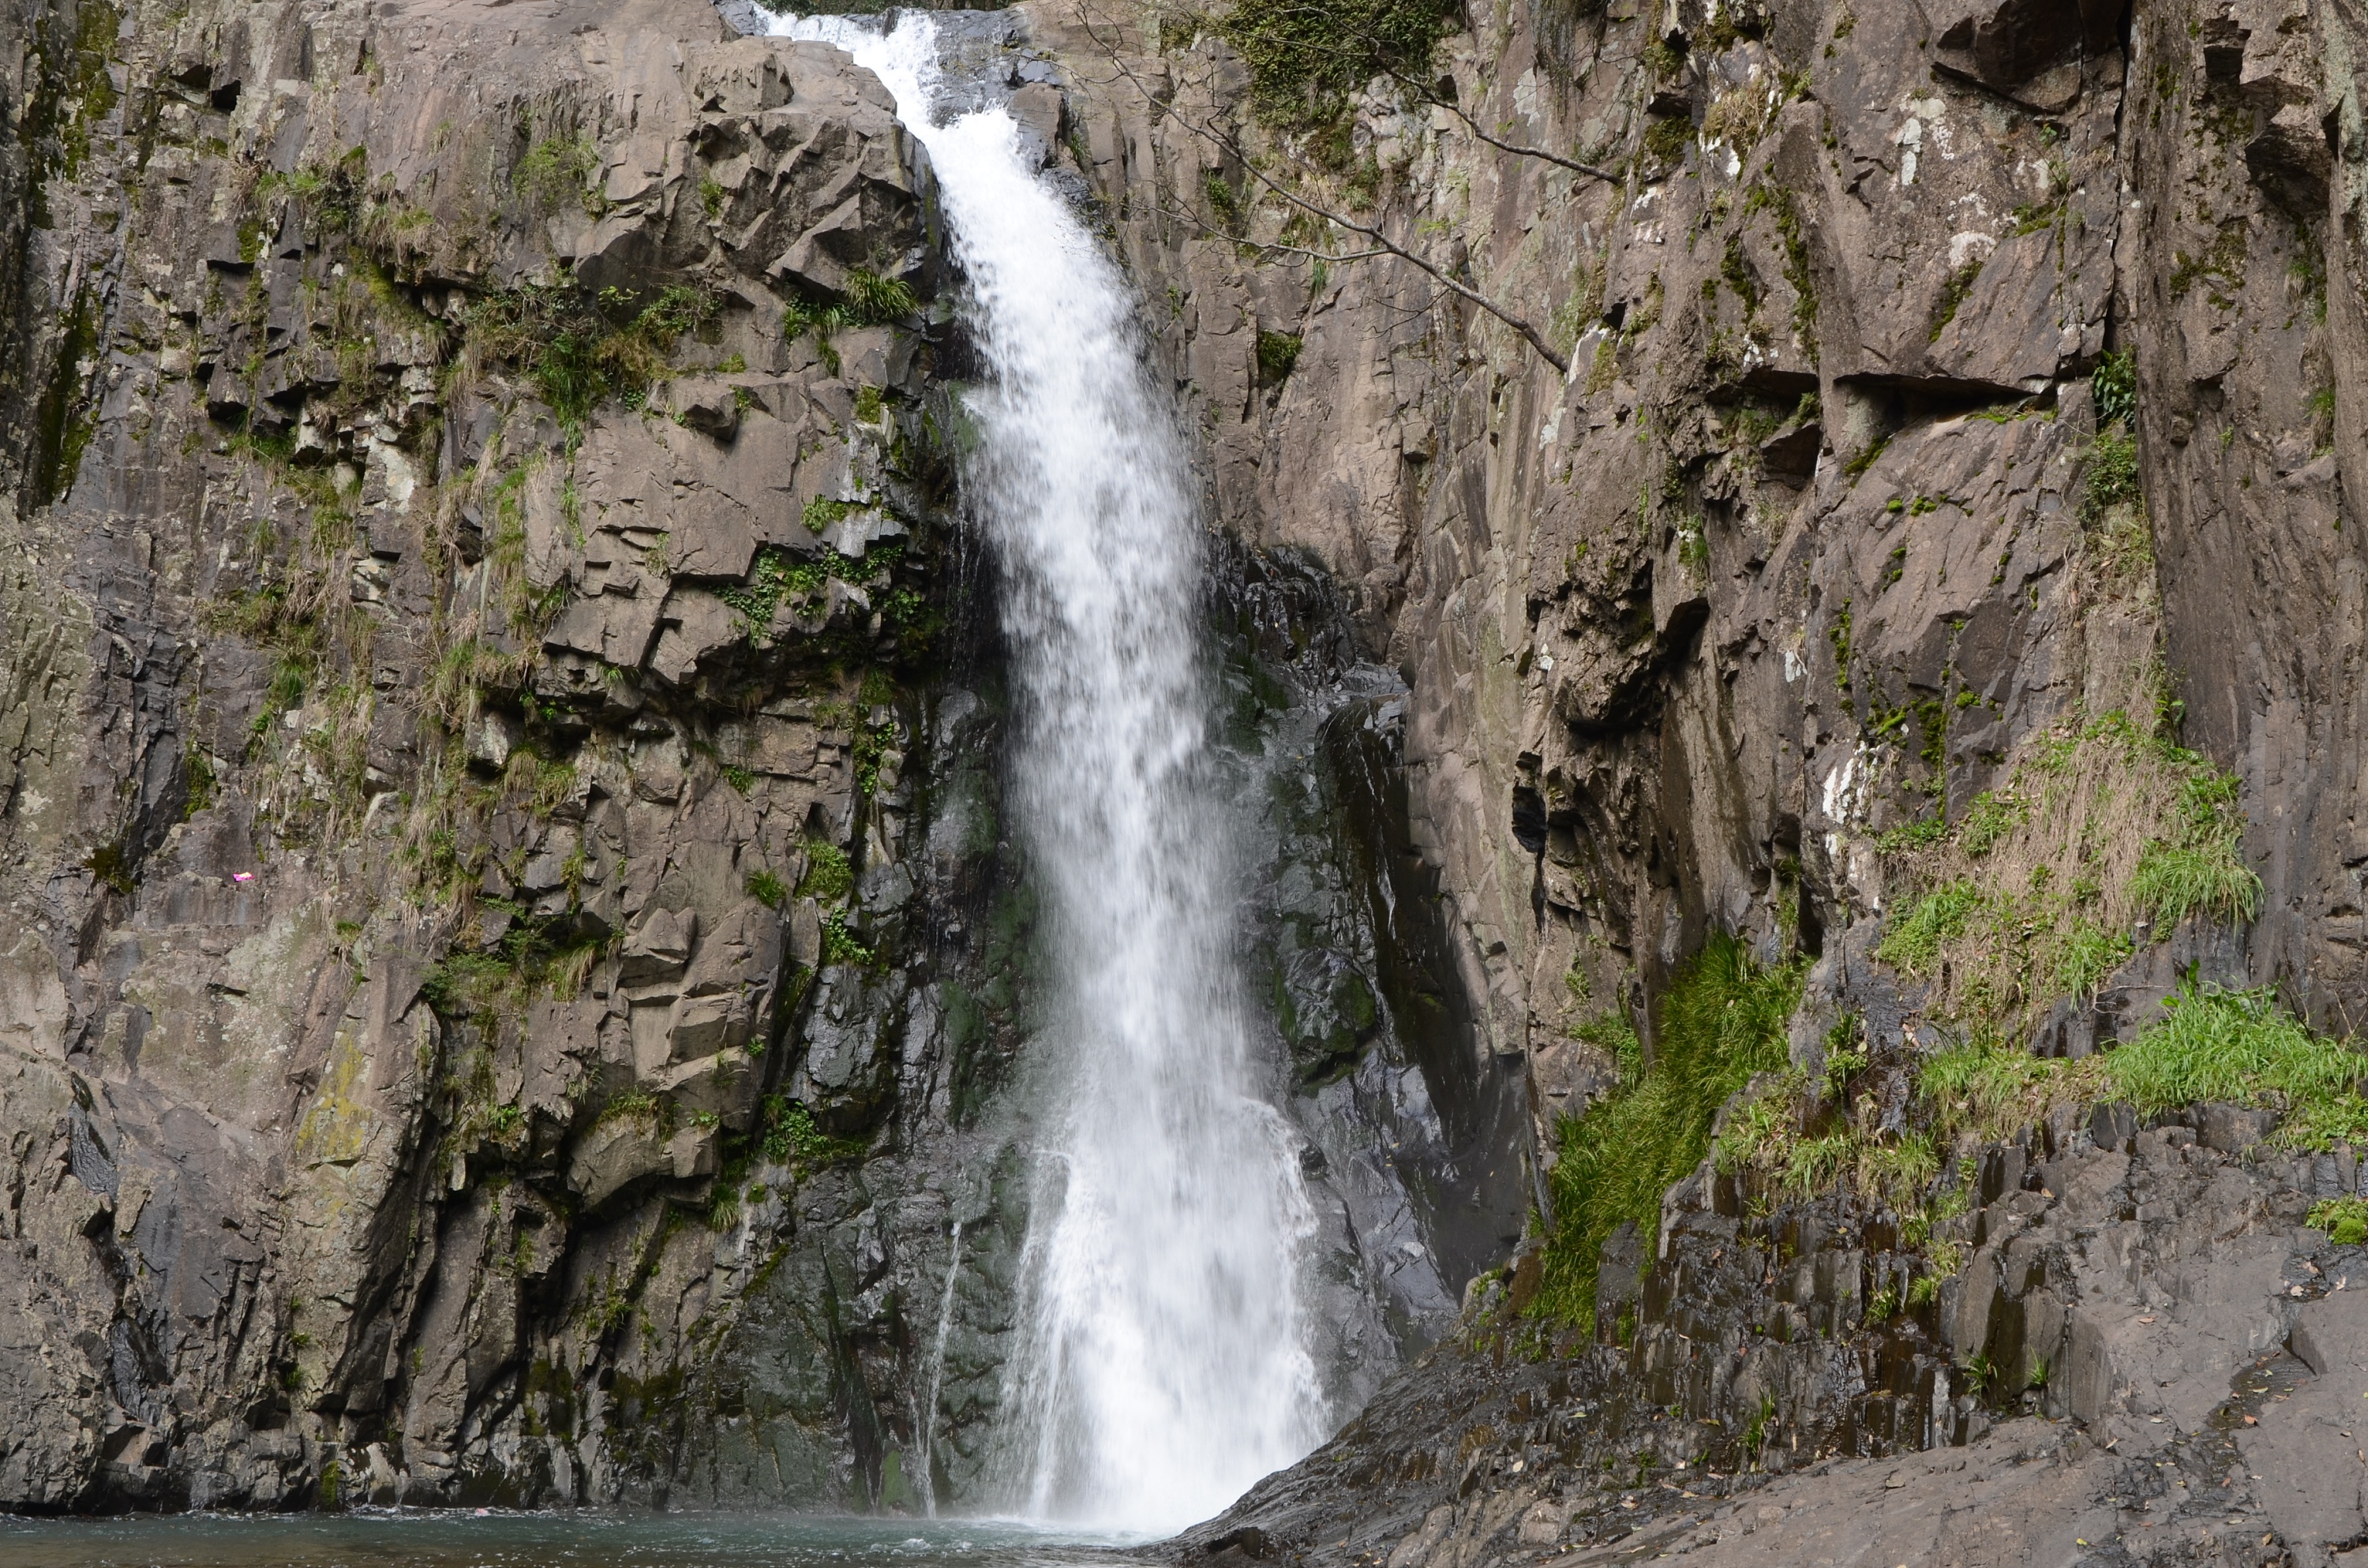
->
[[774, 12, 1327, 1533]]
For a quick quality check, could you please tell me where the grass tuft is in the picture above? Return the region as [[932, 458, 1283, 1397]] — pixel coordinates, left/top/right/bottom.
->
[[1872, 710, 2258, 1038], [2093, 349, 2137, 427], [2106, 983, 2368, 1144], [798, 840, 855, 904], [466, 279, 718, 431], [2310, 1196, 2368, 1246], [1918, 982, 2367, 1152]]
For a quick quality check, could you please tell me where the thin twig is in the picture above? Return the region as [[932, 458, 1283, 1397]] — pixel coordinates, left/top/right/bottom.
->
[[1380, 66, 1622, 181]]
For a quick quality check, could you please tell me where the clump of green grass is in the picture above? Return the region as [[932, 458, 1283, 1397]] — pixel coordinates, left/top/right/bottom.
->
[[1956, 790, 2024, 857], [1919, 1035, 2095, 1143], [1917, 982, 2368, 1152], [1874, 881, 1983, 971], [798, 840, 854, 904], [2082, 430, 2141, 524], [1256, 329, 1304, 384], [2079, 403, 2155, 582], [843, 268, 918, 324], [466, 279, 718, 430], [2129, 769, 2259, 929], [1872, 710, 2259, 1038], [515, 133, 604, 216], [781, 268, 920, 372], [1875, 814, 1947, 854], [1568, 1007, 1644, 1082], [803, 496, 856, 535], [758, 1095, 869, 1173], [2093, 349, 2137, 427], [2310, 1196, 2368, 1246], [418, 916, 609, 1022], [2107, 982, 2368, 1145], [1533, 935, 1802, 1329], [1716, 1061, 1941, 1212]]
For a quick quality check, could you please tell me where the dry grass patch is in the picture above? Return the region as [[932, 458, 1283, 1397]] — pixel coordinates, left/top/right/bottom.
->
[[1875, 709, 2257, 1039]]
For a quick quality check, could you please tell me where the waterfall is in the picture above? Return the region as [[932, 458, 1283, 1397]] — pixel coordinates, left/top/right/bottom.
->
[[774, 10, 1328, 1535]]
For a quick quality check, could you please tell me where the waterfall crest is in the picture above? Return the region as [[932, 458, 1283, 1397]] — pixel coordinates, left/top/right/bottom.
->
[[774, 11, 1328, 1534]]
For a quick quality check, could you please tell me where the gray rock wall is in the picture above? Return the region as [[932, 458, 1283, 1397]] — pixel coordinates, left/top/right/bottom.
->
[[0, 0, 966, 1510], [1006, 0, 2368, 1557], [14, 0, 2368, 1542], [1180, 1106, 2368, 1565], [0, 0, 1513, 1515]]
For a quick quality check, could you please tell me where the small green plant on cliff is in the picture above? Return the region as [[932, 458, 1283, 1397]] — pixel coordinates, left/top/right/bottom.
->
[[718, 545, 822, 637], [1532, 936, 1803, 1329], [418, 916, 609, 1023], [515, 132, 604, 217], [204, 583, 328, 739], [803, 496, 856, 535], [798, 840, 855, 904], [2081, 430, 2141, 524], [2309, 1196, 2368, 1246], [820, 911, 875, 967], [2093, 350, 2138, 427], [2081, 350, 2151, 575], [759, 1095, 870, 1174], [1714, 1053, 1943, 1212], [781, 269, 920, 372], [2111, 982, 2368, 1146], [2128, 769, 2261, 930], [466, 279, 718, 430], [1842, 433, 1889, 481], [1256, 329, 1304, 384], [844, 268, 919, 324]]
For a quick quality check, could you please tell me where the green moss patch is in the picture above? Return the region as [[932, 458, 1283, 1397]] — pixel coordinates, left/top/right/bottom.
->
[[1218, 0, 1457, 138], [1532, 936, 1801, 1329]]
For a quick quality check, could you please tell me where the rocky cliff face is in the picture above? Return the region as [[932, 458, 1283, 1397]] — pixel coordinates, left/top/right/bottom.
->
[[1014, 0, 2368, 1560], [11, 0, 2368, 1550], [0, 0, 1524, 1514], [0, 0, 954, 1508]]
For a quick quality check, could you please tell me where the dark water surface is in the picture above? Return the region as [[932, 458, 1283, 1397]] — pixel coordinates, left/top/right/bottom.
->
[[0, 1513, 1152, 1568]]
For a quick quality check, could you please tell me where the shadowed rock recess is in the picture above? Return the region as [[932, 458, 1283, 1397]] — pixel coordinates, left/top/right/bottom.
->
[[10, 0, 2368, 1555]]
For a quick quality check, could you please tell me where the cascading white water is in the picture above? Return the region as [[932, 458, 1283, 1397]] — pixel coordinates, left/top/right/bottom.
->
[[774, 9, 1328, 1536]]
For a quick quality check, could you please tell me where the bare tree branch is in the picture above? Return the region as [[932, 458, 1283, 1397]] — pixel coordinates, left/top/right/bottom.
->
[[1065, 1, 1575, 376]]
